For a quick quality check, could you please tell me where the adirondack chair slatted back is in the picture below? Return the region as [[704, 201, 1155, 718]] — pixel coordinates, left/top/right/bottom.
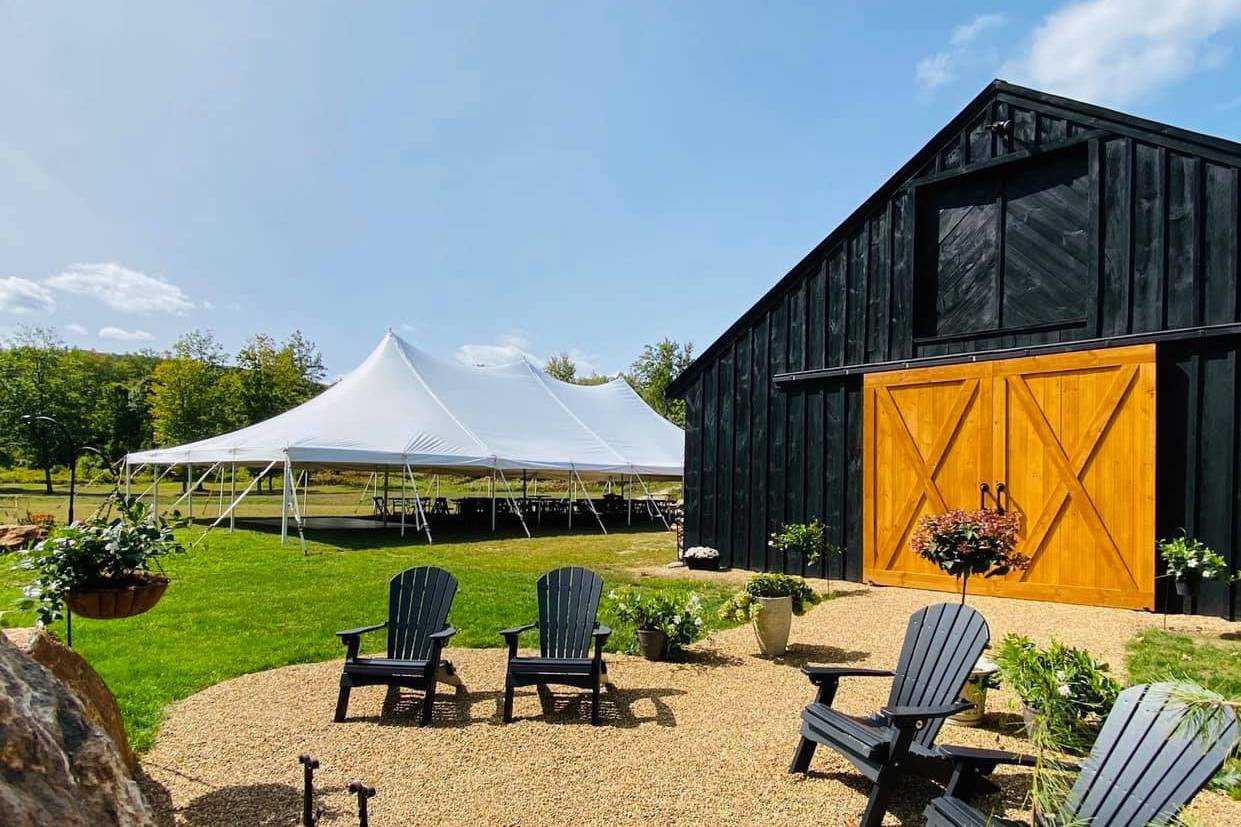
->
[[536, 567, 603, 658], [1059, 683, 1239, 827], [386, 566, 457, 661], [886, 603, 989, 748]]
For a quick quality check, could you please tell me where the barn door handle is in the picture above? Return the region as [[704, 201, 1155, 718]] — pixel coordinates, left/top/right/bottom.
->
[[995, 482, 1007, 515], [978, 482, 990, 510]]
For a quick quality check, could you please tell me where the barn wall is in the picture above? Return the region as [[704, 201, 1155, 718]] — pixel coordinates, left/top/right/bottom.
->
[[675, 85, 1241, 615]]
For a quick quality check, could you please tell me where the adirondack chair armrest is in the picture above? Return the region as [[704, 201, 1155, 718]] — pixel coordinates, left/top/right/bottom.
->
[[429, 625, 457, 642], [336, 622, 386, 660], [881, 700, 975, 726], [940, 745, 1077, 771], [500, 622, 536, 659], [336, 622, 387, 639], [801, 665, 895, 684], [592, 624, 612, 663]]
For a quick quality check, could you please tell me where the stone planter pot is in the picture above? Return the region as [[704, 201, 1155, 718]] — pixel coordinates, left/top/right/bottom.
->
[[949, 656, 998, 727], [66, 573, 169, 620], [636, 628, 668, 661], [752, 595, 793, 657], [684, 556, 720, 571]]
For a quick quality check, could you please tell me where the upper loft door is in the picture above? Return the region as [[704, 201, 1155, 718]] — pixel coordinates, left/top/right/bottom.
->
[[914, 145, 1091, 345]]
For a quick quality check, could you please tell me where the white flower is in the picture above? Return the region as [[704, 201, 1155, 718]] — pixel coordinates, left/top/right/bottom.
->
[[1057, 684, 1072, 697], [1187, 559, 1200, 568]]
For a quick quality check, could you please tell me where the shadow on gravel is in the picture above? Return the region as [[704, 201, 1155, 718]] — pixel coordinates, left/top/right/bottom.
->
[[141, 772, 319, 827], [806, 764, 1032, 825], [767, 643, 870, 668], [492, 684, 685, 728], [675, 646, 745, 669]]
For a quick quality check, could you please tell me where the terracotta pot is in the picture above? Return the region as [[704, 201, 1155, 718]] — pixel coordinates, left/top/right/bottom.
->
[[752, 595, 793, 657], [636, 628, 668, 661], [684, 556, 719, 571], [66, 573, 169, 620]]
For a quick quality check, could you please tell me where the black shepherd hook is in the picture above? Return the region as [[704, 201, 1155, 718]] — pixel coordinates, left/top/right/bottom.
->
[[299, 754, 323, 826], [349, 780, 377, 826]]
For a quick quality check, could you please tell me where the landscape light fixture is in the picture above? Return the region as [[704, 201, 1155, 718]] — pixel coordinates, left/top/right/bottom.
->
[[20, 414, 81, 524]]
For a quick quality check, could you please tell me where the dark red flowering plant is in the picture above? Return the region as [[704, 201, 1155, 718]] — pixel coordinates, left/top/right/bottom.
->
[[911, 508, 1027, 603]]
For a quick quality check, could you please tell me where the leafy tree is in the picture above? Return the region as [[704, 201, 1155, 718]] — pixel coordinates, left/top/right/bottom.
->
[[0, 328, 93, 492], [627, 338, 694, 426], [149, 330, 239, 448], [545, 352, 577, 382], [236, 331, 325, 425]]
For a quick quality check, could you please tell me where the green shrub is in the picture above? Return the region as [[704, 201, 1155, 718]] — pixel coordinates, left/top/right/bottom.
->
[[768, 520, 838, 567], [718, 572, 820, 623], [1158, 532, 1228, 581], [994, 633, 1120, 755], [607, 586, 705, 653]]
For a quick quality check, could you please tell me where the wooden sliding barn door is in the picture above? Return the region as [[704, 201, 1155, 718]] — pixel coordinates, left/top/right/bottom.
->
[[864, 345, 1155, 609]]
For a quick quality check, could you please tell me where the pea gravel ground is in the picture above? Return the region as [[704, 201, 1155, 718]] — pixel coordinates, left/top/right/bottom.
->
[[139, 580, 1241, 826]]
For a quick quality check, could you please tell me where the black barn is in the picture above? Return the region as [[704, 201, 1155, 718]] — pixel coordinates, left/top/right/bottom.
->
[[667, 80, 1241, 618]]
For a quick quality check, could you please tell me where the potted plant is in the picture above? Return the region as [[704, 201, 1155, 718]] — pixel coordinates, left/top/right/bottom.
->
[[608, 587, 706, 661], [718, 572, 820, 657], [768, 520, 841, 580], [950, 655, 1000, 727], [993, 633, 1120, 755], [911, 508, 1026, 603], [18, 497, 184, 625], [682, 546, 721, 571], [1158, 532, 1228, 601]]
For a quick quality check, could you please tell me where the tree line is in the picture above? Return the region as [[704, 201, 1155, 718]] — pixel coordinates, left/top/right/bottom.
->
[[0, 328, 692, 492]]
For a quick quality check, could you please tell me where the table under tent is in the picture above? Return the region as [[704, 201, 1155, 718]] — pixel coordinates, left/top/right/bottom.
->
[[123, 332, 684, 549]]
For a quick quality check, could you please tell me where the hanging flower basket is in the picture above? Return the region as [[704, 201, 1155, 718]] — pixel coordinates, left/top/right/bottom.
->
[[66, 571, 169, 620]]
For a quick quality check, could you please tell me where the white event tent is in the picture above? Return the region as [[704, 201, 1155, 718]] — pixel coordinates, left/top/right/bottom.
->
[[124, 332, 683, 544]]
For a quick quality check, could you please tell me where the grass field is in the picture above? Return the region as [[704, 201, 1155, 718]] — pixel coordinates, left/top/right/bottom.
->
[[0, 521, 730, 753]]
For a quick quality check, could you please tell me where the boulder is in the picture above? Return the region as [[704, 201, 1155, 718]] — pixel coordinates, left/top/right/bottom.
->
[[0, 633, 154, 826], [0, 524, 47, 551], [3, 628, 136, 773]]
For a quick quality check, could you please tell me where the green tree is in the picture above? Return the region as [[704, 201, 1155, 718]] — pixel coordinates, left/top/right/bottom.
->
[[545, 352, 577, 382], [149, 330, 239, 447], [627, 338, 694, 426], [236, 331, 325, 426], [0, 327, 94, 492]]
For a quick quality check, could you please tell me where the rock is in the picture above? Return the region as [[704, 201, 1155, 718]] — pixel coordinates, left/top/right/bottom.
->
[[3, 628, 136, 773], [0, 633, 154, 826], [0, 524, 47, 551]]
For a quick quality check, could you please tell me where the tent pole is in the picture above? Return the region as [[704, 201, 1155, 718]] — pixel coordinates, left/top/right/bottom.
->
[[229, 463, 236, 532], [187, 463, 193, 520], [153, 467, 160, 516], [194, 459, 278, 546], [568, 473, 573, 529], [634, 471, 672, 530], [382, 469, 389, 526], [400, 463, 406, 537], [490, 469, 496, 532], [406, 463, 432, 543], [167, 462, 222, 512], [124, 459, 131, 500], [627, 475, 632, 526], [286, 466, 307, 554], [572, 465, 606, 534], [497, 468, 531, 538], [281, 457, 291, 544]]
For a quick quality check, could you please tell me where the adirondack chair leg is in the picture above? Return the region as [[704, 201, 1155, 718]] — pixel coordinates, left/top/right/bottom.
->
[[788, 736, 817, 774], [590, 682, 601, 726], [334, 678, 352, 723], [420, 682, 437, 726], [503, 680, 515, 723], [858, 767, 898, 827]]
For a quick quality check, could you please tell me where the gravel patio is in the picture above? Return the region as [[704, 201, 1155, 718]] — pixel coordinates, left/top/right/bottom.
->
[[138, 581, 1241, 826]]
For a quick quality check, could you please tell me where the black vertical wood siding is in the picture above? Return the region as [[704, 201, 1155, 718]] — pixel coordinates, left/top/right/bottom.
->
[[672, 82, 1241, 616]]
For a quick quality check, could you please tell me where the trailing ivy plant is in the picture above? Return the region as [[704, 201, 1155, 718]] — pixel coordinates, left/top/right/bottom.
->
[[718, 572, 820, 623], [17, 497, 184, 625]]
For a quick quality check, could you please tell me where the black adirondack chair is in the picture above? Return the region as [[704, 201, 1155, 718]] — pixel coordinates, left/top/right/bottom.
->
[[925, 682, 1240, 827], [334, 566, 461, 726], [789, 602, 990, 827], [501, 566, 611, 726]]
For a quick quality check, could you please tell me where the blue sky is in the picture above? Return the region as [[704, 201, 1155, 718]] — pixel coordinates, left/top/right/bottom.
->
[[3, 1, 1241, 376]]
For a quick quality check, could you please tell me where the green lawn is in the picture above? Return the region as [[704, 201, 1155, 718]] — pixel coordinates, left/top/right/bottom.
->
[[0, 524, 733, 753]]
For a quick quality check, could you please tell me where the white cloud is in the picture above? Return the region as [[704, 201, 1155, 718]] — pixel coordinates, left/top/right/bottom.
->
[[916, 13, 1008, 92], [915, 53, 956, 91], [1003, 0, 1241, 106], [952, 13, 1007, 46], [98, 326, 153, 343], [455, 331, 540, 367], [0, 276, 55, 314], [64, 322, 87, 336], [47, 262, 195, 315]]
